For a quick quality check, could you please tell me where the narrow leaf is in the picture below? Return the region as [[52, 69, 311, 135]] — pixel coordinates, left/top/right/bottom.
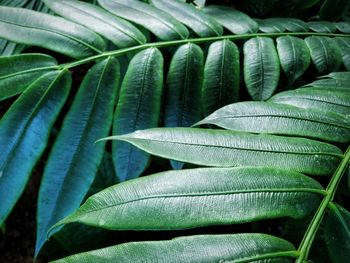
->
[[53, 234, 297, 263], [334, 37, 350, 71], [42, 0, 146, 47], [321, 72, 350, 81], [0, 70, 71, 226], [36, 58, 120, 255], [202, 40, 240, 116], [307, 21, 336, 33], [104, 127, 342, 176], [98, 0, 189, 40], [113, 48, 163, 182], [243, 37, 280, 101], [0, 7, 106, 58], [0, 53, 57, 100], [276, 36, 310, 85], [305, 36, 342, 74], [150, 0, 223, 37], [203, 5, 259, 34], [195, 101, 350, 143], [54, 167, 323, 231]]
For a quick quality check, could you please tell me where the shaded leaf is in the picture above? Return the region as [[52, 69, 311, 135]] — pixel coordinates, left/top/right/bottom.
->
[[307, 21, 336, 33], [319, 0, 350, 21], [322, 72, 350, 81], [336, 22, 350, 33], [334, 37, 350, 71]]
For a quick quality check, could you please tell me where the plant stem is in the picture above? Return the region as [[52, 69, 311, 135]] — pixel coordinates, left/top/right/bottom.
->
[[61, 32, 350, 69], [296, 146, 350, 262]]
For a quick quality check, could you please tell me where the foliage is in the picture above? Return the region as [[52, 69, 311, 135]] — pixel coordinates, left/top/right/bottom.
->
[[0, 0, 349, 262]]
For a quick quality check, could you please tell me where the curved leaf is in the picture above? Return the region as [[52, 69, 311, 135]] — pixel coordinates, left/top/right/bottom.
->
[[113, 48, 163, 182], [35, 58, 120, 255], [0, 6, 106, 58], [0, 53, 57, 100], [319, 0, 350, 21], [243, 37, 280, 101], [53, 234, 297, 263], [103, 127, 343, 176], [334, 37, 350, 71], [276, 36, 310, 85], [336, 22, 350, 33], [203, 5, 258, 34], [305, 36, 342, 74], [202, 40, 240, 116], [305, 79, 350, 91], [163, 43, 203, 169], [195, 101, 350, 143], [42, 0, 146, 48], [54, 167, 323, 230], [0, 70, 71, 226], [150, 0, 223, 37], [257, 19, 284, 33], [98, 0, 189, 40], [258, 18, 308, 33], [269, 88, 350, 116], [307, 21, 336, 33], [322, 72, 350, 81]]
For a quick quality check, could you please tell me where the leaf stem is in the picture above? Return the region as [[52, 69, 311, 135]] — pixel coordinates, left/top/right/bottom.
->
[[61, 32, 350, 69], [296, 145, 350, 262]]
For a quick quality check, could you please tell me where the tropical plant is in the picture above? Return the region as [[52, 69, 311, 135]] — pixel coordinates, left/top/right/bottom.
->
[[0, 0, 349, 262]]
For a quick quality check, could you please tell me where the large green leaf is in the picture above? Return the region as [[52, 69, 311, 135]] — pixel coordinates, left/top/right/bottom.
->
[[53, 167, 323, 230], [307, 21, 337, 33], [35, 58, 120, 255], [112, 48, 163, 182], [0, 6, 106, 58], [0, 53, 58, 100], [103, 127, 342, 176], [42, 0, 146, 48], [269, 88, 350, 116], [276, 36, 310, 85], [243, 37, 280, 101], [98, 0, 189, 40], [0, 70, 71, 226], [53, 234, 297, 263], [195, 101, 350, 143], [324, 203, 350, 262], [150, 0, 223, 37], [203, 5, 259, 34], [305, 36, 342, 74], [319, 0, 350, 21], [334, 37, 350, 71], [202, 40, 240, 116]]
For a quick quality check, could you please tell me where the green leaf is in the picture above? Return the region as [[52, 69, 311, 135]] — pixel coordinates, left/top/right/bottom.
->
[[322, 72, 350, 81], [258, 18, 309, 33], [98, 0, 189, 40], [53, 234, 297, 263], [42, 0, 146, 48], [0, 7, 106, 58], [324, 203, 350, 262], [336, 22, 350, 33], [243, 37, 280, 101], [36, 58, 120, 256], [195, 101, 350, 143], [0, 70, 71, 226], [112, 48, 163, 182], [203, 5, 258, 34], [163, 43, 203, 170], [305, 36, 342, 74], [276, 36, 310, 85], [150, 0, 223, 37], [304, 79, 350, 91], [202, 40, 240, 116], [319, 0, 350, 21], [103, 127, 342, 176], [257, 19, 284, 33], [269, 88, 350, 116], [307, 21, 336, 33], [0, 53, 57, 100], [334, 37, 350, 71], [53, 167, 323, 231]]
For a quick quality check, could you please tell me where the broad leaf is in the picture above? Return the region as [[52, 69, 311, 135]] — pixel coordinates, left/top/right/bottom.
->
[[42, 0, 146, 48], [0, 70, 71, 226], [36, 58, 120, 255], [0, 53, 57, 100], [203, 5, 258, 34], [276, 36, 310, 85], [103, 127, 342, 176], [334, 37, 350, 71], [112, 48, 163, 182], [319, 0, 350, 21], [195, 101, 350, 143], [98, 0, 189, 40], [0, 6, 106, 58], [53, 167, 323, 230], [307, 21, 336, 33], [150, 0, 223, 37], [243, 37, 280, 101], [305, 36, 342, 74], [202, 40, 240, 116], [53, 234, 297, 263]]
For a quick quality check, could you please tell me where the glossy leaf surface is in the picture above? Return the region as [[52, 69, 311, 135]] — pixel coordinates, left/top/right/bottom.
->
[[307, 21, 336, 33], [334, 37, 350, 71]]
